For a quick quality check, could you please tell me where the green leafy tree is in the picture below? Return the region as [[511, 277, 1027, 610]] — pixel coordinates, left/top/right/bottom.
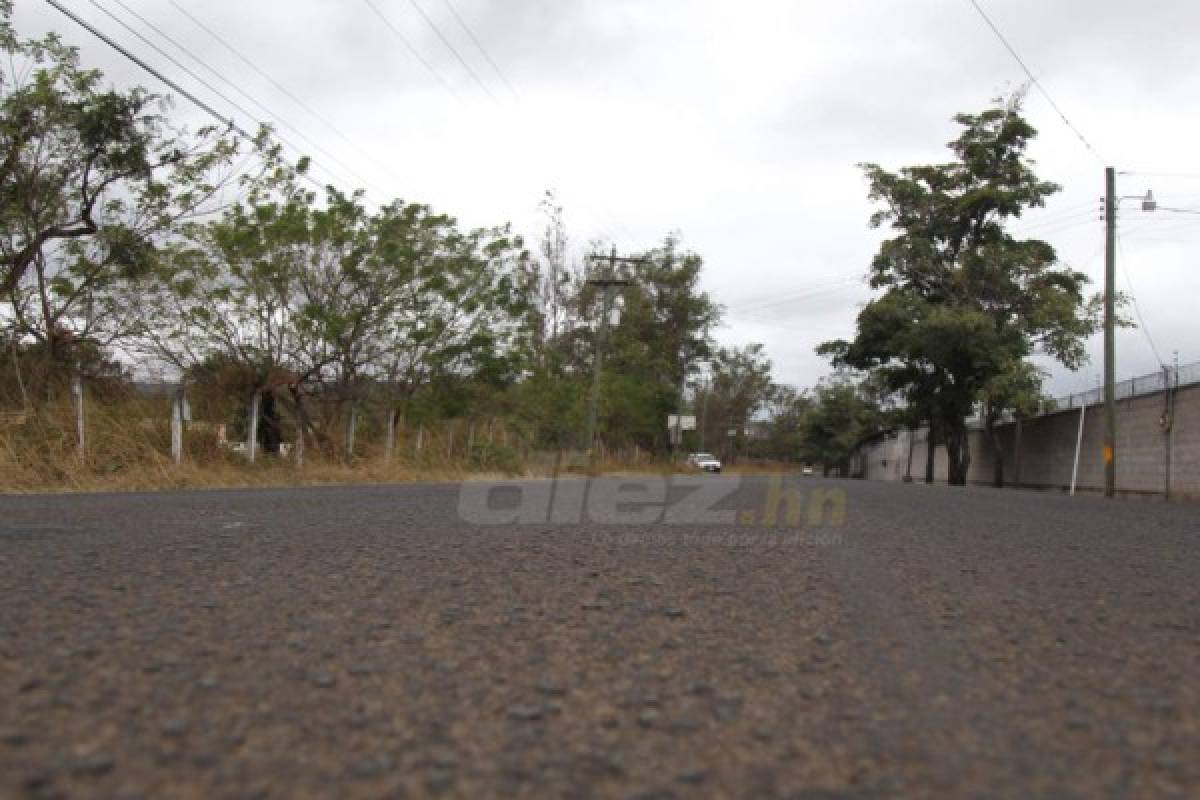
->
[[372, 203, 535, 427], [701, 343, 773, 463], [598, 235, 720, 452], [799, 374, 884, 476], [821, 95, 1100, 485], [135, 151, 379, 452], [1, 2, 236, 387], [757, 383, 813, 461]]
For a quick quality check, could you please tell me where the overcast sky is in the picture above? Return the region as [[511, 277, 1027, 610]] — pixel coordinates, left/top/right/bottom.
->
[[14, 0, 1200, 396]]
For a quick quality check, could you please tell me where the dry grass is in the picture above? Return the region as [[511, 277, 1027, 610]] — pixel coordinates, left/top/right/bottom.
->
[[0, 399, 807, 494], [0, 397, 515, 494]]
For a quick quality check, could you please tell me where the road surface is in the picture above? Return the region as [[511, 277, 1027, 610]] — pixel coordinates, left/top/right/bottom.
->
[[2, 477, 1198, 798]]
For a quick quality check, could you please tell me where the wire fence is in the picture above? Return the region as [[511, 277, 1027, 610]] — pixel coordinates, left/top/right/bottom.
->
[[1043, 359, 1200, 413]]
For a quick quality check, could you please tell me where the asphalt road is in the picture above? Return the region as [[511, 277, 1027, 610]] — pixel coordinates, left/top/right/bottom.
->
[[2, 476, 1198, 799]]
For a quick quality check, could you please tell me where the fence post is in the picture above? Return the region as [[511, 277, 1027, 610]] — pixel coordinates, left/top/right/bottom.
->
[[345, 404, 357, 459], [467, 423, 476, 456], [247, 391, 260, 463], [294, 411, 305, 468], [385, 409, 397, 462], [70, 370, 85, 464], [170, 387, 185, 465], [445, 420, 455, 460], [415, 424, 424, 453]]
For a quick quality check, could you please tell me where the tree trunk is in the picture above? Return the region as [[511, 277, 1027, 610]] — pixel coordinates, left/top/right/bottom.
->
[[943, 422, 971, 486], [924, 426, 936, 484], [287, 387, 314, 466], [260, 390, 281, 455]]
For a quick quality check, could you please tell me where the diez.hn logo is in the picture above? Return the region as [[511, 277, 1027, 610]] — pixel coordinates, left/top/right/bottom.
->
[[457, 475, 846, 529]]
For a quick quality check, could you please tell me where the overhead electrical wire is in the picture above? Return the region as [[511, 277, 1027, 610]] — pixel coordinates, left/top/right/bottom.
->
[[1118, 170, 1200, 180], [1017, 216, 1102, 239], [1008, 199, 1103, 226], [166, 0, 406, 189], [726, 279, 863, 317], [59, 0, 359, 197], [439, 0, 519, 100], [104, 0, 389, 199], [360, 0, 634, 248], [1010, 209, 1102, 235], [1116, 233, 1165, 368], [967, 0, 1104, 163], [724, 277, 860, 311], [45, 0, 244, 136], [359, 0, 465, 103], [404, 0, 498, 103]]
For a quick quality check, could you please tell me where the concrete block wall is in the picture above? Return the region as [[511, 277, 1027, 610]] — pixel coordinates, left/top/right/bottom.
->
[[866, 382, 1199, 500]]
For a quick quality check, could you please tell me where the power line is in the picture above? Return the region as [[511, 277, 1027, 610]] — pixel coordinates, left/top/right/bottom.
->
[[967, 0, 1103, 163], [727, 280, 862, 316], [45, 0, 244, 136], [73, 0, 359, 195], [405, 0, 498, 102], [1011, 208, 1101, 235], [1018, 216, 1102, 240], [1116, 232, 1165, 368], [1119, 170, 1200, 180], [438, 0, 518, 100], [1009, 199, 1103, 227], [166, 0, 406, 188], [352, 0, 635, 250], [359, 0, 465, 103], [105, 0, 388, 199]]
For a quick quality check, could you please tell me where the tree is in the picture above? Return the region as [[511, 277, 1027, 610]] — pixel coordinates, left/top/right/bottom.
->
[[799, 374, 883, 476], [1, 2, 236, 396], [1, 2, 234, 336], [135, 151, 378, 453], [820, 95, 1099, 485], [702, 343, 773, 463], [599, 235, 720, 452], [758, 383, 813, 461], [367, 197, 534, 428]]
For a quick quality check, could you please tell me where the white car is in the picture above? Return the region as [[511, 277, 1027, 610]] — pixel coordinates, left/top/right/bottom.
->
[[686, 452, 722, 473]]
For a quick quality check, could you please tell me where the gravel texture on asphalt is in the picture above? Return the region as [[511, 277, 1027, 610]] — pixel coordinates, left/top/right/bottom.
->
[[1, 476, 1198, 799]]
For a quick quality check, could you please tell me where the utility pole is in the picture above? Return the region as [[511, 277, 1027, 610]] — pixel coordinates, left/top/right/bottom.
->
[[1103, 166, 1117, 498], [583, 247, 639, 465], [1100, 172, 1157, 498]]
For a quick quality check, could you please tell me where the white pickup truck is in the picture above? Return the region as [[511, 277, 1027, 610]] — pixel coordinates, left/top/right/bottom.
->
[[686, 452, 722, 473]]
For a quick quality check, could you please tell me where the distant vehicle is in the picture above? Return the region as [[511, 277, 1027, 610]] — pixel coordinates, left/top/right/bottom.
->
[[802, 465, 814, 476], [686, 452, 722, 473]]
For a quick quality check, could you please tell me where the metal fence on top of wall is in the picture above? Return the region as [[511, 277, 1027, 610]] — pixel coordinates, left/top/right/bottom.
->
[[1045, 359, 1200, 412]]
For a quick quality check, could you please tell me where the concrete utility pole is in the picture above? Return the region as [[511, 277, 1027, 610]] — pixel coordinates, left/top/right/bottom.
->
[[1103, 166, 1117, 498], [583, 247, 639, 462], [1102, 171, 1156, 498]]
